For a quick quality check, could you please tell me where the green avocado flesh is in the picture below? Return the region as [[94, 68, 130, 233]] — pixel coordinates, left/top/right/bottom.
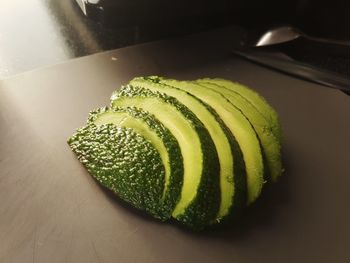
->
[[195, 81, 282, 182], [156, 78, 264, 204], [111, 85, 220, 228], [197, 78, 282, 142], [129, 77, 246, 221], [68, 76, 282, 230], [89, 107, 183, 219]]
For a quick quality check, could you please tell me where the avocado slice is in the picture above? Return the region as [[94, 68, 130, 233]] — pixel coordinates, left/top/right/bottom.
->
[[88, 106, 183, 219], [197, 78, 282, 142], [128, 77, 246, 222], [195, 81, 282, 182], [111, 85, 220, 229], [68, 124, 169, 219], [155, 77, 264, 205]]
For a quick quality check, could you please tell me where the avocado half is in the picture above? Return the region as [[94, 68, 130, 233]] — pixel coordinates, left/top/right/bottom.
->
[[68, 76, 282, 230]]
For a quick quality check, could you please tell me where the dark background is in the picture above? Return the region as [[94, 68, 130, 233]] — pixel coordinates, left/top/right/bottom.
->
[[0, 0, 349, 79]]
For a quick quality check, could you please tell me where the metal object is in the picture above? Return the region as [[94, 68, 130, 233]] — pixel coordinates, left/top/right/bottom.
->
[[233, 49, 350, 93], [254, 25, 350, 47]]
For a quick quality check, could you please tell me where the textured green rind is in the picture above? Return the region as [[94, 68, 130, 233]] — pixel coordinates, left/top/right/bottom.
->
[[111, 85, 221, 229], [197, 78, 282, 142], [195, 81, 283, 182], [68, 124, 168, 219], [153, 77, 264, 204], [130, 77, 247, 222], [88, 106, 183, 219]]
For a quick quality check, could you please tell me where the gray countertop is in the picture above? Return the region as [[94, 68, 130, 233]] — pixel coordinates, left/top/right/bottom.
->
[[1, 26, 350, 263]]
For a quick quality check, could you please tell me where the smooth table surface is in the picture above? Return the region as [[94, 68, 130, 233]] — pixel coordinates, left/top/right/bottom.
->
[[1, 27, 350, 263]]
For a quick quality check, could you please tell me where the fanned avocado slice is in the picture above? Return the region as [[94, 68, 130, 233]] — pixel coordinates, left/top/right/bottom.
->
[[129, 77, 246, 222], [197, 78, 282, 142], [88, 107, 183, 219], [68, 124, 169, 219], [195, 81, 282, 182], [155, 77, 264, 205], [111, 85, 220, 229]]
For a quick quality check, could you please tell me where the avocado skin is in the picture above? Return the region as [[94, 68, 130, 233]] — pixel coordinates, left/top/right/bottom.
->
[[112, 85, 221, 230], [88, 106, 184, 220], [68, 124, 169, 220]]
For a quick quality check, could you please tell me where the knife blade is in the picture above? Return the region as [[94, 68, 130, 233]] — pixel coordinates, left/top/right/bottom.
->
[[232, 49, 350, 93]]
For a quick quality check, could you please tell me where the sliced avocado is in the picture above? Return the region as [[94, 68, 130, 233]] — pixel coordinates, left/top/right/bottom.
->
[[129, 77, 246, 222], [196, 81, 282, 182], [68, 124, 168, 219], [88, 106, 183, 219], [155, 77, 264, 205], [197, 78, 282, 141], [111, 85, 220, 229]]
